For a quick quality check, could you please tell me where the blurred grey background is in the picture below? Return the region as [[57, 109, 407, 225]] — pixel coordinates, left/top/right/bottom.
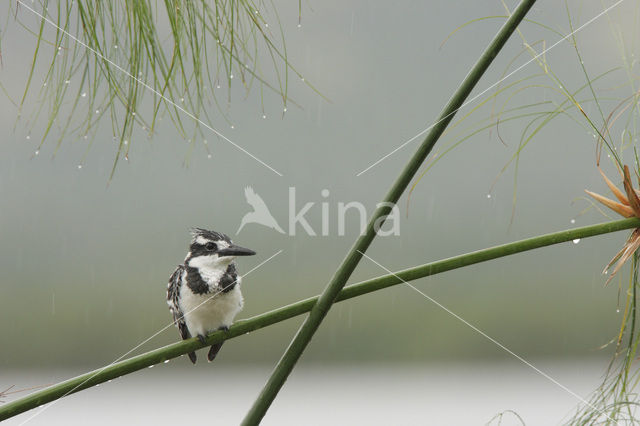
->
[[1, 0, 638, 424]]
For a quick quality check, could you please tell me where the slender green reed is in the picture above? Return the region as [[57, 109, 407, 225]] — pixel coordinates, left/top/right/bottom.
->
[[0, 216, 637, 422], [241, 1, 537, 423]]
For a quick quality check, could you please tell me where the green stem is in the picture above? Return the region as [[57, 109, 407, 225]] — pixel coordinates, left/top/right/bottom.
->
[[241, 1, 538, 424], [2, 216, 636, 422]]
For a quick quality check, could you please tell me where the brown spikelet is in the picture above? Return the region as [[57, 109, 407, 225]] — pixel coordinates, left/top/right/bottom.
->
[[586, 164, 640, 284]]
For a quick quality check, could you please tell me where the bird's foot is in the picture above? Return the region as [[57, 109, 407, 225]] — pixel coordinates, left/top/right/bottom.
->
[[197, 334, 207, 345], [218, 326, 229, 332]]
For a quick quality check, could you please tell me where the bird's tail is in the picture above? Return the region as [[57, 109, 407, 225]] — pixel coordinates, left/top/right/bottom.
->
[[208, 342, 224, 362]]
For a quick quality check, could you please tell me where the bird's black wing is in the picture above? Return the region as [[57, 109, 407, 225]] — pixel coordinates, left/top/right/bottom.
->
[[167, 265, 189, 340]]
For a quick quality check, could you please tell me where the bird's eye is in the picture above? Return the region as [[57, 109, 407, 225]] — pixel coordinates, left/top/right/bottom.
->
[[205, 242, 217, 251]]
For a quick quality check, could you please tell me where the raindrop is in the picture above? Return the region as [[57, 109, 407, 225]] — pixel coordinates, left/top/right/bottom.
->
[[592, 134, 597, 138], [132, 112, 136, 116], [262, 114, 266, 119], [81, 92, 87, 97], [123, 140, 128, 145], [486, 194, 491, 199], [572, 239, 580, 244], [570, 219, 575, 224], [34, 150, 39, 156], [231, 125, 235, 129], [65, 80, 70, 84], [95, 109, 100, 114], [283, 107, 287, 113], [265, 23, 269, 28], [203, 139, 208, 144], [617, 309, 621, 313], [148, 365, 154, 369], [26, 135, 31, 140], [43, 82, 47, 87], [164, 360, 170, 364], [57, 46, 62, 51], [230, 74, 234, 79], [77, 164, 83, 169], [108, 380, 112, 383], [83, 135, 88, 140], [114, 45, 118, 49], [207, 154, 212, 159], [297, 24, 302, 28], [301, 77, 305, 82], [180, 98, 184, 102]]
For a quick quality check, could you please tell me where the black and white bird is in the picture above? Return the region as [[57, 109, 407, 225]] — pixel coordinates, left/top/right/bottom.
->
[[167, 228, 256, 364]]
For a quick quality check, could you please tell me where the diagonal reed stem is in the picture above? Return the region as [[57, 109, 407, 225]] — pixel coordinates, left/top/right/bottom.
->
[[241, 1, 537, 423], [1, 216, 637, 422]]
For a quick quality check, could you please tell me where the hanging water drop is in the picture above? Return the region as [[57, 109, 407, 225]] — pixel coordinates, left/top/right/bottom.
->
[[283, 107, 287, 113], [570, 219, 575, 224], [34, 149, 39, 156], [262, 114, 266, 119], [26, 135, 31, 140], [65, 80, 70, 84], [148, 365, 154, 369], [231, 125, 235, 129], [486, 194, 491, 199], [617, 309, 620, 313], [77, 164, 83, 169], [572, 239, 580, 244], [230, 74, 234, 79], [123, 140, 128, 145], [95, 109, 100, 114], [164, 359, 170, 364], [81, 92, 87, 97], [207, 154, 212, 159]]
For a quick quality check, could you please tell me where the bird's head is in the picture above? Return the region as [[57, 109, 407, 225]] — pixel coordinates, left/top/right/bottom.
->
[[186, 228, 256, 271]]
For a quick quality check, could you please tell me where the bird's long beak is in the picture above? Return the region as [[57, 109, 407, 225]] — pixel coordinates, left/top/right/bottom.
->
[[217, 244, 256, 257]]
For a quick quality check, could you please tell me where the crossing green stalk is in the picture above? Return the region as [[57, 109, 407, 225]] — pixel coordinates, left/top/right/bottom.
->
[[241, 1, 538, 423], [2, 214, 632, 422]]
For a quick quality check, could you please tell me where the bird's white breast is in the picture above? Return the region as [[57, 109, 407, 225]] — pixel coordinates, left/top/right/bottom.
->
[[179, 274, 244, 338]]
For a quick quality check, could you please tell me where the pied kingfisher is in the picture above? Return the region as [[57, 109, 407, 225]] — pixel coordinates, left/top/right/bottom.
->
[[167, 228, 255, 364]]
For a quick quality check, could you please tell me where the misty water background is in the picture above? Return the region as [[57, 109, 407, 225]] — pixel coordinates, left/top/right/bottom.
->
[[1, 1, 637, 424]]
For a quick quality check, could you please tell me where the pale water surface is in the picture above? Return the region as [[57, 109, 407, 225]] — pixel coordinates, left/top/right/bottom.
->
[[3, 360, 610, 425]]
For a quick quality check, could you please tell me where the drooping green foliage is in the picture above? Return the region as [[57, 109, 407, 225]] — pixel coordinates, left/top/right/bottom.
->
[[7, 0, 314, 176]]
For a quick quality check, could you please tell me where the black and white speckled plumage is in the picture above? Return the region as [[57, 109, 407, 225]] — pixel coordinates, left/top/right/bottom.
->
[[166, 228, 254, 364]]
